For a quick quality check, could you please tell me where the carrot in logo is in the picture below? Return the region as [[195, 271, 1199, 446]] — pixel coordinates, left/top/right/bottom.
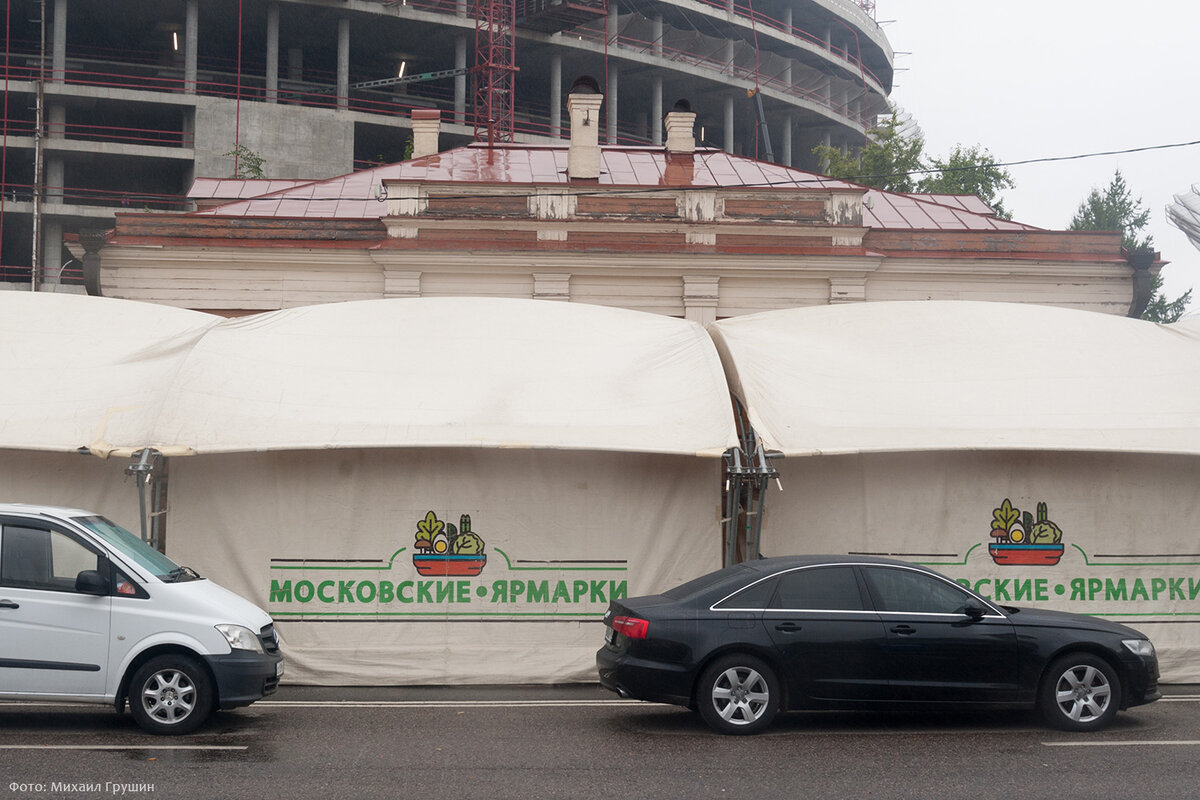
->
[[988, 499, 1064, 566], [412, 510, 487, 576]]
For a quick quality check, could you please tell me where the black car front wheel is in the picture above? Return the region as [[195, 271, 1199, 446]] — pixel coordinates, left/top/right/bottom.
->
[[697, 654, 779, 735], [1039, 653, 1122, 732]]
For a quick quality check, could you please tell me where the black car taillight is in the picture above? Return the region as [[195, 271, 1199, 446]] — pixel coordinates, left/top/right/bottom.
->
[[612, 615, 649, 639]]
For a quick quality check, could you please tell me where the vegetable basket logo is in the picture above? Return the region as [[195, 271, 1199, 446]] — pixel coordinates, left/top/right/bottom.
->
[[988, 499, 1064, 566], [412, 511, 487, 576]]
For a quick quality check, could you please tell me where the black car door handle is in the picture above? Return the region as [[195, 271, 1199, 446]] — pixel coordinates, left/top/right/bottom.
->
[[774, 622, 803, 633], [889, 625, 916, 635], [0, 600, 18, 609]]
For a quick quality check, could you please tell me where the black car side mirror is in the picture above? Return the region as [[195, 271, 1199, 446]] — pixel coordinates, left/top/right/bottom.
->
[[961, 601, 987, 622], [75, 569, 110, 596]]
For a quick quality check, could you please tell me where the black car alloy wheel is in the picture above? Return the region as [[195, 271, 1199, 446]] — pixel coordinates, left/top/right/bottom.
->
[[1039, 653, 1122, 732], [697, 654, 780, 735]]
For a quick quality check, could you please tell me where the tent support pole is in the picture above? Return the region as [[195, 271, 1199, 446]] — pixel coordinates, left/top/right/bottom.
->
[[126, 449, 169, 552], [722, 399, 780, 565]]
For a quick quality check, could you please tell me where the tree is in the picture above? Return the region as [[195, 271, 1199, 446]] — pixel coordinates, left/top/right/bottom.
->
[[812, 110, 925, 193], [1068, 169, 1151, 251], [1068, 170, 1192, 322], [918, 145, 1015, 219], [223, 144, 267, 179], [813, 112, 1013, 216]]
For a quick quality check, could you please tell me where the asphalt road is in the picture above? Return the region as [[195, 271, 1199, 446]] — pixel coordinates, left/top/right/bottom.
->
[[2, 685, 1198, 800]]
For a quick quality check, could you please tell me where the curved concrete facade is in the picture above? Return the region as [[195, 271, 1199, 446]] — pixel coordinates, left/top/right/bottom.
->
[[0, 0, 892, 283]]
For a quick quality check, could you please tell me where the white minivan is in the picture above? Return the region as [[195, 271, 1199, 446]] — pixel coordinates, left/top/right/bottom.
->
[[0, 503, 283, 734]]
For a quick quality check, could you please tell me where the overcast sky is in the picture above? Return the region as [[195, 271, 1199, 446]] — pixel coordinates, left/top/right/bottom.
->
[[873, 0, 1199, 315]]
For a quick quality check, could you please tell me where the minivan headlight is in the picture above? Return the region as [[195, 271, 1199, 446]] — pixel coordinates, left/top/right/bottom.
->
[[1122, 639, 1155, 658], [216, 624, 265, 653]]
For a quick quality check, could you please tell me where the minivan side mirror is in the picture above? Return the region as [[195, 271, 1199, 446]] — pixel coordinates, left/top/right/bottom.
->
[[75, 569, 110, 596]]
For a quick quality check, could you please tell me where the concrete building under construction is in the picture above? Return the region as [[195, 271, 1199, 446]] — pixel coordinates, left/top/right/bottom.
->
[[0, 0, 892, 285]]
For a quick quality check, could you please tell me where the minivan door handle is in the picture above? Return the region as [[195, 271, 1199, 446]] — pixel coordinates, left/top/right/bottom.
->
[[889, 624, 916, 635], [0, 599, 18, 609], [774, 622, 803, 633]]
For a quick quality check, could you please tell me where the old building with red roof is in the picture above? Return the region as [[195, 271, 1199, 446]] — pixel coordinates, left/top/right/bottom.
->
[[83, 90, 1145, 320]]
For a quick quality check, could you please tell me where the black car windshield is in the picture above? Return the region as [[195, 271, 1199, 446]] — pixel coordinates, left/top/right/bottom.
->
[[663, 564, 756, 600]]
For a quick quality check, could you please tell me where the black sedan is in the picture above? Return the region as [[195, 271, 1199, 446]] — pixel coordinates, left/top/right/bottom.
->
[[596, 555, 1160, 735]]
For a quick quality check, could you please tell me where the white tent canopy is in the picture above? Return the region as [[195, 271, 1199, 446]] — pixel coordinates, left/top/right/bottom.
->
[[0, 293, 219, 454], [0, 293, 738, 458], [709, 301, 1200, 457]]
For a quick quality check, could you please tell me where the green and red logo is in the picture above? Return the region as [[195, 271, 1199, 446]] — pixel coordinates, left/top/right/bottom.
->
[[988, 498, 1064, 566], [412, 510, 487, 577]]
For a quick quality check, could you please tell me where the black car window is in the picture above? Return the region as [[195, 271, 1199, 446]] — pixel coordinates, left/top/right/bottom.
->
[[770, 566, 865, 611], [713, 577, 777, 610], [864, 566, 972, 614], [0, 525, 102, 593]]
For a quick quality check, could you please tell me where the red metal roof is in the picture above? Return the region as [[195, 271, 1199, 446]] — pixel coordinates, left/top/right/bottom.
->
[[190, 143, 1035, 232]]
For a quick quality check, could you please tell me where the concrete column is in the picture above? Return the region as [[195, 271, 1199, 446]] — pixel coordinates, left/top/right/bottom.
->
[[42, 222, 63, 286], [782, 114, 793, 166], [288, 48, 303, 82], [652, 14, 663, 57], [337, 19, 350, 110], [46, 102, 65, 206], [51, 0, 66, 82], [456, 0, 468, 18], [782, 6, 792, 34], [724, 39, 735, 76], [651, 76, 663, 146], [455, 35, 468, 125], [723, 95, 734, 153], [45, 155, 64, 200], [607, 65, 619, 145], [185, 0, 198, 93], [47, 104, 65, 141], [266, 3, 279, 103], [550, 54, 562, 138]]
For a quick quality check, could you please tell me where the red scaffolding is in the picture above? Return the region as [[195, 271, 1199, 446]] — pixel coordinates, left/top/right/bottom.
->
[[473, 0, 517, 143]]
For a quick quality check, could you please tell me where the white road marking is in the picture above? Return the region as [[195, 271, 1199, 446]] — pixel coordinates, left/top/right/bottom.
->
[[1044, 740, 1200, 747], [0, 745, 247, 750]]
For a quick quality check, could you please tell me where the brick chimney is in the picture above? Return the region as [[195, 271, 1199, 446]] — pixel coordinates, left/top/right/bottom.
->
[[664, 98, 696, 155], [566, 76, 604, 181], [410, 109, 441, 159]]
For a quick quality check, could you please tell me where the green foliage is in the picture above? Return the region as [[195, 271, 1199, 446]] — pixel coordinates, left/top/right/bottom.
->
[[812, 111, 1012, 215], [1068, 170, 1192, 322], [813, 111, 925, 193], [1068, 169, 1152, 251], [1142, 273, 1193, 323], [918, 145, 1015, 219], [223, 143, 267, 179]]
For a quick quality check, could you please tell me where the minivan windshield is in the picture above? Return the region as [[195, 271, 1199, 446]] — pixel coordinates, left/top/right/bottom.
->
[[74, 515, 188, 580]]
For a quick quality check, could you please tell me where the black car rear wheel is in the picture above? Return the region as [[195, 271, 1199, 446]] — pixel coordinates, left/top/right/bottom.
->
[[1039, 653, 1121, 731], [697, 654, 779, 735]]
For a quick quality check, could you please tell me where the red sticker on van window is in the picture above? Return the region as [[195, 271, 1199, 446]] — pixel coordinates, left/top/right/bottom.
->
[[117, 581, 137, 596]]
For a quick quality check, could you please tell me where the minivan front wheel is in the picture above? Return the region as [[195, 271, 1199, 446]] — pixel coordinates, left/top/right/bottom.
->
[[128, 655, 214, 735], [1039, 653, 1121, 731]]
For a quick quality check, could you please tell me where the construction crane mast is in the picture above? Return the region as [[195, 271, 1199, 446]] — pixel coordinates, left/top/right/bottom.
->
[[473, 0, 518, 143]]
